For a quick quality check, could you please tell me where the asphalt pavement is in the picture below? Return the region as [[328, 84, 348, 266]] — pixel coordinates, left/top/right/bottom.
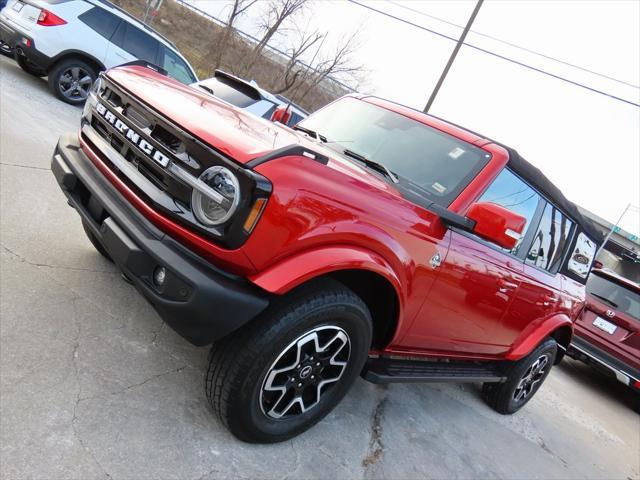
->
[[1, 55, 639, 480]]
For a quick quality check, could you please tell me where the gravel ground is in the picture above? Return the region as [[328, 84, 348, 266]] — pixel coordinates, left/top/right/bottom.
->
[[1, 55, 639, 480]]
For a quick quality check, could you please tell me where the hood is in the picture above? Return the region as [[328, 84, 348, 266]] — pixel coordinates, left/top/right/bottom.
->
[[105, 66, 302, 164]]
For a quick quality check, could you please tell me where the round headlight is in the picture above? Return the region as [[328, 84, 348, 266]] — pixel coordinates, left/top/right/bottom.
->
[[191, 166, 240, 226]]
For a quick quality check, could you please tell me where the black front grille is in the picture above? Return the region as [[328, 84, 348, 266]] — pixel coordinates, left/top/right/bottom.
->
[[85, 75, 272, 249], [151, 124, 182, 152]]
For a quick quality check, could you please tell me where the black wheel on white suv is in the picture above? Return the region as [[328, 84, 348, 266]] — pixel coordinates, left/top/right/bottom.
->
[[48, 58, 96, 105], [482, 338, 557, 414], [205, 278, 372, 443]]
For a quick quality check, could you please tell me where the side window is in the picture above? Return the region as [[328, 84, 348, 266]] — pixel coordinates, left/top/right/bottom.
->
[[159, 47, 196, 84], [78, 7, 121, 40], [525, 203, 574, 272], [567, 232, 596, 279], [112, 22, 159, 63], [477, 169, 541, 254]]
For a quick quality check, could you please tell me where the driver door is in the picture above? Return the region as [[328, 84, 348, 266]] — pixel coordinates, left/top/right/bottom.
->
[[401, 168, 543, 355]]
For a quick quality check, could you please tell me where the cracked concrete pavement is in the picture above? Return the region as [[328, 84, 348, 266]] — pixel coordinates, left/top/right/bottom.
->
[[1, 55, 639, 480]]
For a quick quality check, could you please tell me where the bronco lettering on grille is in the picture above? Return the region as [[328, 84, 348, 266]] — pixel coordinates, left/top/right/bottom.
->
[[95, 103, 170, 168]]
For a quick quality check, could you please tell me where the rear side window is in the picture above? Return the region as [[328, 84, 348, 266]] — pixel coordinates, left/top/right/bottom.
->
[[159, 46, 196, 84], [112, 22, 159, 63], [78, 7, 121, 40], [195, 76, 261, 108], [566, 231, 597, 279], [477, 169, 541, 255], [525, 203, 574, 272]]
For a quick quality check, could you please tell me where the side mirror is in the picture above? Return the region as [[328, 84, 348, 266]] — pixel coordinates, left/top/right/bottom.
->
[[466, 202, 526, 250], [270, 105, 292, 125]]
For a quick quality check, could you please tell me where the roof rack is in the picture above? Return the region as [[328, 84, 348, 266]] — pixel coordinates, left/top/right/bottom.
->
[[88, 0, 177, 49]]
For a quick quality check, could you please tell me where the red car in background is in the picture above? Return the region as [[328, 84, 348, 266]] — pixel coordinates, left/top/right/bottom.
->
[[568, 269, 640, 394]]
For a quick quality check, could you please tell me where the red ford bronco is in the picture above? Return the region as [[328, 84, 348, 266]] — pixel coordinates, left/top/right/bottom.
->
[[51, 64, 601, 443]]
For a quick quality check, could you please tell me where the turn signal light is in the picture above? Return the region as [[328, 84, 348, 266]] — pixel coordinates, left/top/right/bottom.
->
[[37, 9, 67, 26], [243, 198, 268, 234]]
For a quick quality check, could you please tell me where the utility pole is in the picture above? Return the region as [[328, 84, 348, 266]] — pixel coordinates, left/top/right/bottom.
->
[[595, 203, 633, 259], [423, 0, 484, 113]]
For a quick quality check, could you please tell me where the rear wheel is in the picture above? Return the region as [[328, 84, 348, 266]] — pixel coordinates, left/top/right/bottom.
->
[[48, 58, 96, 105], [16, 55, 46, 77], [483, 338, 557, 414], [205, 278, 372, 443]]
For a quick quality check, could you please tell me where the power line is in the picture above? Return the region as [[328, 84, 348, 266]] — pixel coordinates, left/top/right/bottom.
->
[[388, 0, 640, 90], [347, 0, 640, 108]]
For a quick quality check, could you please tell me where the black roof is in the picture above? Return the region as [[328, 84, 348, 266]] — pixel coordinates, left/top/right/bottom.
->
[[505, 146, 604, 245]]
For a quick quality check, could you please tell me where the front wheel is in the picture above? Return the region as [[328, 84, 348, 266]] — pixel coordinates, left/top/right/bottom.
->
[[205, 279, 372, 443], [482, 338, 557, 414]]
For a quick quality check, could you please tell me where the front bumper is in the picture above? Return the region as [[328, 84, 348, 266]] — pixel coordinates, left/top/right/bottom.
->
[[51, 132, 270, 346], [568, 335, 640, 391]]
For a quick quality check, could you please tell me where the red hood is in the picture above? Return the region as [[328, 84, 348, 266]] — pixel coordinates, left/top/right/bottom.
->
[[105, 66, 302, 164], [104, 66, 399, 196]]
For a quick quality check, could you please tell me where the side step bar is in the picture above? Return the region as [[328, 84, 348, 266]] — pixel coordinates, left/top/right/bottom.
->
[[362, 357, 507, 384]]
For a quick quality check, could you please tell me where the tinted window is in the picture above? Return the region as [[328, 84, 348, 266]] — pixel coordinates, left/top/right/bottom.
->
[[525, 203, 573, 272], [298, 97, 490, 206], [477, 169, 541, 254], [112, 22, 159, 63], [195, 76, 260, 108], [78, 7, 120, 40], [587, 274, 640, 319], [159, 47, 195, 84]]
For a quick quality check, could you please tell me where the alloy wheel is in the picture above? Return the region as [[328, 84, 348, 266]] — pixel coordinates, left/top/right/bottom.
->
[[513, 354, 550, 402], [58, 66, 92, 101], [260, 325, 351, 419]]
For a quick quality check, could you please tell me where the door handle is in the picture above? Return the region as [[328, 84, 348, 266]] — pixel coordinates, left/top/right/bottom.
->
[[536, 295, 558, 307], [497, 278, 518, 293]]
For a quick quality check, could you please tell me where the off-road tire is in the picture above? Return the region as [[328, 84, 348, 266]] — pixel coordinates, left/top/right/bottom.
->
[[48, 58, 96, 105], [16, 55, 45, 77], [482, 338, 557, 414], [82, 221, 113, 263], [205, 278, 372, 443]]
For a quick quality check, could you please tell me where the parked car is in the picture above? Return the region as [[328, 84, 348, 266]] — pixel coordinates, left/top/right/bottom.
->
[[192, 70, 308, 127], [50, 64, 601, 443], [567, 268, 640, 394], [0, 0, 196, 104]]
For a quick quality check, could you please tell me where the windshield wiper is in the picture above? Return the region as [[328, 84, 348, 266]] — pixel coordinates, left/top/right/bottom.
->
[[591, 293, 618, 308], [342, 149, 399, 183], [198, 84, 214, 95], [293, 125, 327, 142]]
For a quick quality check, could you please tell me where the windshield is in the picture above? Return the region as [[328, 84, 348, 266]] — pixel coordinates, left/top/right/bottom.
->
[[298, 97, 491, 206], [587, 273, 640, 319]]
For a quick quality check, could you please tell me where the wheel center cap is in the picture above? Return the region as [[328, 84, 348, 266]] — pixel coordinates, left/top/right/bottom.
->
[[299, 365, 313, 379]]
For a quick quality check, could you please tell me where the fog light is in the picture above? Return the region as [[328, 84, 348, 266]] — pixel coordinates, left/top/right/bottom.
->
[[153, 266, 166, 286]]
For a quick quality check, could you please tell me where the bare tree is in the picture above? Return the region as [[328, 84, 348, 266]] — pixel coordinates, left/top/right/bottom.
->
[[212, 0, 258, 70], [244, 0, 308, 74], [295, 30, 364, 102], [273, 25, 325, 94]]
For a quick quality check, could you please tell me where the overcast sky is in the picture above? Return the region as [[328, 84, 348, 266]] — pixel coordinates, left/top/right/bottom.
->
[[191, 0, 640, 236]]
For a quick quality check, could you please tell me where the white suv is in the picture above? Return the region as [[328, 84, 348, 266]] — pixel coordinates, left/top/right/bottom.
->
[[0, 0, 197, 104]]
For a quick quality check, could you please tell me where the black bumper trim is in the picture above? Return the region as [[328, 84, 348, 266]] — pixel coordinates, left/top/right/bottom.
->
[[51, 132, 270, 346]]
